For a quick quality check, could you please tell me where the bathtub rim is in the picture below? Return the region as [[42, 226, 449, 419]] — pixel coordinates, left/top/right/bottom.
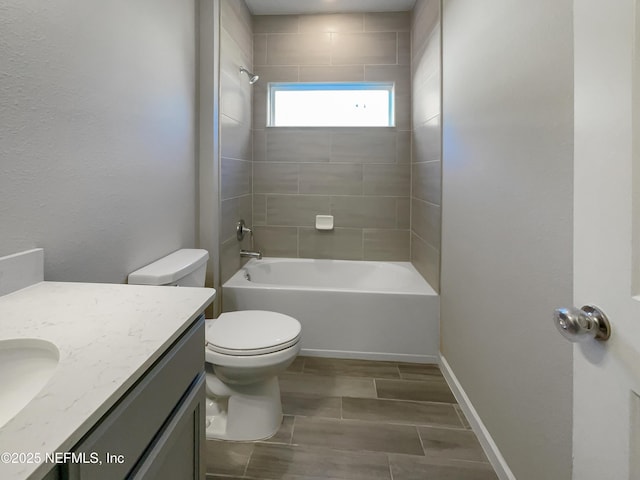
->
[[224, 257, 438, 296]]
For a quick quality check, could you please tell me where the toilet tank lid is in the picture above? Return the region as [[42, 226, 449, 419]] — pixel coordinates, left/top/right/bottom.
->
[[128, 249, 209, 285]]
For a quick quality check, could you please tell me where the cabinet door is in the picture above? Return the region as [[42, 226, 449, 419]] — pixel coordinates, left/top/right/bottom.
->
[[129, 374, 206, 480]]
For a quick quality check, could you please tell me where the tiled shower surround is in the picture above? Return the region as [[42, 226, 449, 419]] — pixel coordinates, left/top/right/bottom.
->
[[411, 0, 442, 289], [251, 12, 413, 262], [220, 0, 254, 283]]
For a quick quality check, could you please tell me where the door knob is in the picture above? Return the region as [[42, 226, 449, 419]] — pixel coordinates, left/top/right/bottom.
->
[[553, 305, 611, 342]]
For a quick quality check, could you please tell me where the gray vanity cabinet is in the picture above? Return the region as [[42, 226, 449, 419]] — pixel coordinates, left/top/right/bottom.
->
[[63, 316, 206, 480]]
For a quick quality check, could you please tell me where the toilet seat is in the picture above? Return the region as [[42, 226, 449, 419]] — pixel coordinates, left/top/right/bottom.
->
[[205, 311, 301, 356]]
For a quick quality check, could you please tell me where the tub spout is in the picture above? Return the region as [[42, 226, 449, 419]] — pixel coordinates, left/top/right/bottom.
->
[[240, 250, 262, 260]]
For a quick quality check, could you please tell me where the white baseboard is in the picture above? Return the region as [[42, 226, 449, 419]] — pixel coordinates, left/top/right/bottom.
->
[[439, 354, 517, 480], [301, 348, 438, 364]]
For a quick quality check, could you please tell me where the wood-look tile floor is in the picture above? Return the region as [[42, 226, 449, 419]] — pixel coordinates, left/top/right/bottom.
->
[[206, 356, 499, 480]]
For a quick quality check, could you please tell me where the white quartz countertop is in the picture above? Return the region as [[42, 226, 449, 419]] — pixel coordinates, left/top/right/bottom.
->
[[0, 281, 215, 480]]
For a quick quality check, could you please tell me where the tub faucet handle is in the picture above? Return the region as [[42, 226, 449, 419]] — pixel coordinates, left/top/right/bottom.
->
[[237, 219, 252, 241]]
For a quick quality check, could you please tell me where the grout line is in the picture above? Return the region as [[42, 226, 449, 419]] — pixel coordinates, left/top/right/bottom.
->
[[242, 446, 254, 477], [289, 415, 296, 444], [387, 453, 395, 480], [299, 356, 306, 373], [416, 424, 427, 456]]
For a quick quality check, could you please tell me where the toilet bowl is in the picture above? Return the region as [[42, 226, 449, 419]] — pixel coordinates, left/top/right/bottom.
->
[[204, 311, 301, 440], [127, 249, 302, 441]]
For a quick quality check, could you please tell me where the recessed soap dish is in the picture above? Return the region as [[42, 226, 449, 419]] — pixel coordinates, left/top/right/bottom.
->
[[315, 215, 334, 231]]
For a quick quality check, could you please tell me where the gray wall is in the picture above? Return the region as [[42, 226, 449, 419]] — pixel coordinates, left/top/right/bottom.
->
[[219, 0, 254, 283], [440, 0, 573, 478], [0, 0, 196, 283], [251, 13, 412, 261], [411, 0, 441, 290]]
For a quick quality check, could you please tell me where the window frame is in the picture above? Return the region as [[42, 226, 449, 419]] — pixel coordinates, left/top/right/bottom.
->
[[267, 81, 396, 128]]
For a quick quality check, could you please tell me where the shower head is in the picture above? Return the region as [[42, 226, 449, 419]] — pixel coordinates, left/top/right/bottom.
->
[[239, 67, 259, 85]]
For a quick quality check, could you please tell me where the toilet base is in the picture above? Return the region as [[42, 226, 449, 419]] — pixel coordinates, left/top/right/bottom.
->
[[205, 374, 283, 441]]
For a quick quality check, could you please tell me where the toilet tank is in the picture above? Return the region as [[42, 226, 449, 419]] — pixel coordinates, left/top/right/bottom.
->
[[128, 249, 209, 287]]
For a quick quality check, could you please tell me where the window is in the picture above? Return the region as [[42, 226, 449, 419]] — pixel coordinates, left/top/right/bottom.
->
[[268, 82, 395, 127]]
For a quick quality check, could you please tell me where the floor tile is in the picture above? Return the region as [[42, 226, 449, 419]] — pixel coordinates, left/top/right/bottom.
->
[[455, 404, 472, 429], [263, 415, 295, 444], [376, 378, 456, 403], [418, 426, 488, 462], [287, 356, 306, 373], [292, 416, 424, 455], [205, 440, 254, 477], [282, 392, 342, 418], [206, 475, 245, 480], [245, 443, 391, 480], [397, 363, 444, 381], [389, 454, 499, 480], [206, 476, 245, 480], [280, 372, 377, 398], [303, 356, 400, 379], [342, 397, 463, 428]]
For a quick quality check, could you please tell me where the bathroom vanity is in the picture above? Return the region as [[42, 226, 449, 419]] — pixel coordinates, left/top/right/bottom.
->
[[0, 250, 215, 480]]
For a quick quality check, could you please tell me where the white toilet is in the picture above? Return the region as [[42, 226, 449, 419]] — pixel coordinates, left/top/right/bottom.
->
[[128, 249, 301, 441]]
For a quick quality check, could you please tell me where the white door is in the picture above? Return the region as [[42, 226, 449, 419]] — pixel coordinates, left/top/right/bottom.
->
[[572, 0, 640, 478]]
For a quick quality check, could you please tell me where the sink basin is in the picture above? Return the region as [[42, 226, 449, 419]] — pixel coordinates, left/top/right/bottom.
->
[[0, 339, 59, 429]]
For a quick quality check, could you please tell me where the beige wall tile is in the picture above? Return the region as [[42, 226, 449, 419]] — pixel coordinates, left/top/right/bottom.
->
[[395, 94, 412, 131], [220, 236, 242, 284], [253, 226, 298, 257], [331, 32, 397, 65], [397, 197, 410, 229], [413, 73, 441, 123], [253, 129, 266, 161], [363, 164, 410, 196], [299, 163, 363, 195], [331, 131, 397, 163], [253, 194, 266, 225], [398, 32, 411, 66], [365, 12, 410, 32], [253, 65, 299, 85], [250, 11, 416, 262], [411, 198, 441, 250], [412, 31, 440, 82], [363, 229, 410, 261], [254, 15, 299, 34], [254, 34, 267, 66], [267, 129, 331, 162], [412, 0, 440, 55], [412, 160, 441, 206], [411, 233, 439, 291], [221, 28, 251, 78], [221, 157, 252, 200], [397, 131, 412, 164], [267, 194, 331, 226], [221, 194, 252, 241], [413, 115, 441, 163], [221, 0, 252, 61], [299, 228, 363, 260], [267, 33, 332, 65], [221, 114, 252, 160], [220, 70, 250, 123], [254, 162, 299, 194], [298, 13, 364, 33], [299, 65, 364, 82], [253, 91, 267, 129], [365, 65, 411, 95], [331, 196, 397, 228]]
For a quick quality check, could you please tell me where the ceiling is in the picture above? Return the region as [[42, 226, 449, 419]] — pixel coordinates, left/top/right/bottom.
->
[[245, 0, 417, 15]]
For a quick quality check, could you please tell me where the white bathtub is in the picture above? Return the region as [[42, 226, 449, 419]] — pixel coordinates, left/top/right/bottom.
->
[[222, 258, 439, 363]]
